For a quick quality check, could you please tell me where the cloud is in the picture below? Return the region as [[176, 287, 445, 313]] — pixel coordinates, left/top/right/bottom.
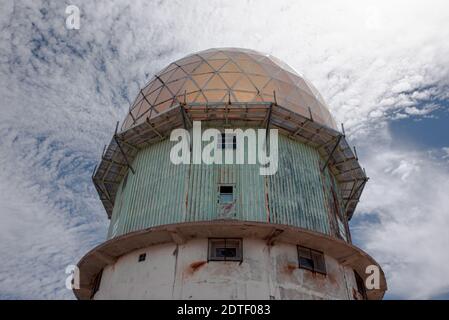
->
[[404, 104, 439, 116], [443, 147, 449, 158], [352, 142, 449, 299], [0, 0, 448, 299]]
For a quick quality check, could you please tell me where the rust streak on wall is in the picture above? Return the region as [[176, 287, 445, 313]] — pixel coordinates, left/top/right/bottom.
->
[[187, 260, 207, 275]]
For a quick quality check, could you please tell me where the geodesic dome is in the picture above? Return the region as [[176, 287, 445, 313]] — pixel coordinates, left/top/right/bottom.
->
[[122, 48, 337, 131]]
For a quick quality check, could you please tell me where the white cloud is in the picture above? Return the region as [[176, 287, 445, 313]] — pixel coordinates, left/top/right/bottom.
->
[[353, 144, 449, 299], [0, 122, 107, 299], [404, 104, 439, 116], [443, 147, 449, 158], [0, 0, 448, 299]]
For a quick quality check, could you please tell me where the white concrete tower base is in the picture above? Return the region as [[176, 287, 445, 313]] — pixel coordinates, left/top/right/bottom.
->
[[94, 238, 359, 300]]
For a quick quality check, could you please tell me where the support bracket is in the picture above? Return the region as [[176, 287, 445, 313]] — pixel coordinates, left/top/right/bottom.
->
[[264, 228, 284, 246], [264, 103, 273, 147], [113, 124, 136, 175], [321, 134, 343, 172], [344, 178, 368, 212]]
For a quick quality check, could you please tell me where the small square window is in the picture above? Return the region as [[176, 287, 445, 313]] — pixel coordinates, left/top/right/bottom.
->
[[297, 246, 326, 274], [219, 185, 234, 204], [298, 246, 314, 271], [218, 133, 236, 149], [138, 253, 146, 262], [208, 238, 242, 261]]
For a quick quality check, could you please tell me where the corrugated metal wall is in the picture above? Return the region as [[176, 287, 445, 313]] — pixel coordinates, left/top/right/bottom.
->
[[107, 131, 346, 241], [267, 137, 330, 235]]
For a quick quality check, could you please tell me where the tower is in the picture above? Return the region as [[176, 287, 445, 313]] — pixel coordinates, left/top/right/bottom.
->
[[74, 48, 386, 300]]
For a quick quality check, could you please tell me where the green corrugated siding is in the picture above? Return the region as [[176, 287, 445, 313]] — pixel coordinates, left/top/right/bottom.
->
[[107, 131, 345, 240], [267, 137, 330, 235]]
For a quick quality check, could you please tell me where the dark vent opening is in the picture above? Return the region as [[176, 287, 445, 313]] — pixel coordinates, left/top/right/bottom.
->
[[138, 253, 146, 262]]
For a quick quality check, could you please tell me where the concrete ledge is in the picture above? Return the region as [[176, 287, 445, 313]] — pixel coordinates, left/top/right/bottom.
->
[[73, 220, 387, 300]]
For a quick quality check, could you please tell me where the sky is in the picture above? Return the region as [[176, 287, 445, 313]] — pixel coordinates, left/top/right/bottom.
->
[[0, 0, 448, 299]]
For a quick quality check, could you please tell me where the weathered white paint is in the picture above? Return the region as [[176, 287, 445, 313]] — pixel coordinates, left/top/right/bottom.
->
[[94, 238, 359, 300]]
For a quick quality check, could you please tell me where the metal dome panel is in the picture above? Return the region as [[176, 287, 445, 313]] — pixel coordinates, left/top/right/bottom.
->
[[121, 48, 337, 131]]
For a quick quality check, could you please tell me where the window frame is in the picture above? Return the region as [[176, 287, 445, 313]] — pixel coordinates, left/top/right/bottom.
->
[[218, 133, 237, 149], [297, 245, 327, 275], [218, 184, 235, 204], [208, 238, 243, 262]]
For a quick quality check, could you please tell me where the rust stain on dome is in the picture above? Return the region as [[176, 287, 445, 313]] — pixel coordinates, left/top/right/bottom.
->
[[122, 48, 337, 130]]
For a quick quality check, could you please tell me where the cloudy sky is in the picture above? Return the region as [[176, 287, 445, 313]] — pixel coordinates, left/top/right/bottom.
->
[[0, 0, 448, 299]]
